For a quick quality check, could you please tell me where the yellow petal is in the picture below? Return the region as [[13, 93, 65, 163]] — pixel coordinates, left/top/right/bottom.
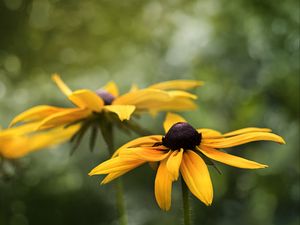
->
[[1, 122, 40, 137], [52, 74, 72, 96], [112, 135, 163, 158], [168, 90, 197, 99], [120, 147, 170, 161], [202, 132, 286, 148], [88, 157, 145, 175], [37, 108, 90, 130], [10, 105, 65, 127], [148, 80, 204, 90], [103, 81, 119, 97], [104, 105, 136, 121], [129, 83, 139, 92], [150, 98, 197, 112], [163, 112, 187, 133], [113, 89, 172, 109], [101, 169, 132, 184], [197, 128, 222, 139], [155, 159, 173, 211], [180, 150, 213, 205], [198, 145, 268, 169], [69, 89, 104, 111], [166, 149, 183, 181], [223, 127, 272, 137], [1, 125, 80, 158]]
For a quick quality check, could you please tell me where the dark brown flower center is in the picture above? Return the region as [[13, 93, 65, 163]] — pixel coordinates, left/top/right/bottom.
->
[[162, 122, 201, 150], [95, 89, 115, 105]]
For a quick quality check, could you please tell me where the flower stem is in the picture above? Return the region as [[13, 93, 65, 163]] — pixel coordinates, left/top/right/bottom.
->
[[181, 178, 192, 225], [106, 124, 128, 225]]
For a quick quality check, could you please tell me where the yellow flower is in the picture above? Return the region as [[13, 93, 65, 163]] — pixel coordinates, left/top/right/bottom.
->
[[89, 113, 285, 211], [0, 123, 80, 158], [10, 75, 202, 131]]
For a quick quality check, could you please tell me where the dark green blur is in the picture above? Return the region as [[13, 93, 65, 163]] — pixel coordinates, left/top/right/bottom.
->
[[0, 0, 299, 225]]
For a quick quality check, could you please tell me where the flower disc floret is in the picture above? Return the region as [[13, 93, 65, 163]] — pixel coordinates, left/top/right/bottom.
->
[[162, 122, 201, 150], [95, 89, 115, 105]]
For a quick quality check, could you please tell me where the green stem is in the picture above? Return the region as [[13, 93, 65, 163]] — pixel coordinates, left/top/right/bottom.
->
[[106, 124, 128, 225], [181, 178, 192, 225]]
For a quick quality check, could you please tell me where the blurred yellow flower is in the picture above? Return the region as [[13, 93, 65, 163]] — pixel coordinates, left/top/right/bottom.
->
[[10, 75, 202, 130], [89, 113, 285, 211], [0, 123, 80, 159]]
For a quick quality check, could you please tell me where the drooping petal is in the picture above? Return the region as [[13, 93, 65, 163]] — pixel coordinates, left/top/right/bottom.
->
[[198, 145, 268, 169], [69, 89, 104, 111], [148, 80, 203, 90], [1, 125, 80, 158], [88, 157, 145, 175], [197, 128, 222, 139], [103, 81, 119, 97], [166, 149, 183, 181], [155, 159, 173, 211], [113, 89, 172, 109], [10, 105, 66, 127], [223, 127, 272, 137], [163, 112, 187, 133], [180, 150, 213, 206], [104, 105, 136, 121], [0, 122, 40, 137], [202, 132, 286, 148], [52, 74, 73, 96], [101, 169, 133, 184], [150, 98, 197, 113], [119, 147, 170, 161], [112, 135, 163, 158], [37, 108, 90, 130], [167, 91, 197, 99]]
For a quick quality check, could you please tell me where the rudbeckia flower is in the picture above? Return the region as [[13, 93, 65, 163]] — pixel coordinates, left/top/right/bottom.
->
[[0, 123, 80, 158], [9, 75, 202, 152], [89, 113, 285, 211], [10, 75, 202, 130]]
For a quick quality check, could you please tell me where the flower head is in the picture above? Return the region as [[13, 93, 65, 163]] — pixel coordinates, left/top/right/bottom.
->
[[10, 75, 202, 130], [89, 113, 285, 211], [8, 75, 202, 155]]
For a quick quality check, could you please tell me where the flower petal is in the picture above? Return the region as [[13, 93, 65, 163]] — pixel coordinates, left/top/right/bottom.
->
[[198, 145, 268, 169], [113, 89, 172, 109], [37, 108, 90, 130], [1, 125, 80, 158], [155, 159, 173, 211], [163, 112, 187, 133], [52, 74, 73, 96], [202, 132, 286, 148], [148, 80, 203, 90], [180, 150, 213, 206], [69, 89, 104, 111], [150, 98, 197, 113], [103, 81, 119, 97], [104, 105, 136, 121], [120, 147, 171, 161], [168, 90, 197, 99], [197, 128, 222, 139], [166, 149, 183, 181], [101, 169, 132, 184], [10, 105, 65, 127], [88, 157, 145, 175], [0, 123, 40, 137], [112, 135, 163, 158], [223, 127, 272, 137]]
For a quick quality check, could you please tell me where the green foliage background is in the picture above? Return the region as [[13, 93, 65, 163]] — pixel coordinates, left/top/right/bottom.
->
[[0, 0, 299, 225]]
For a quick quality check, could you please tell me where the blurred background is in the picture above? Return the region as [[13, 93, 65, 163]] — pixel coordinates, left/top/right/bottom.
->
[[0, 0, 299, 225]]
